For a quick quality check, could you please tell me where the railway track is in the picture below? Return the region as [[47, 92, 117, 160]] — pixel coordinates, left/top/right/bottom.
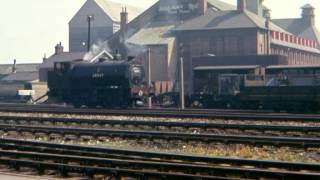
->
[[0, 138, 319, 179], [0, 115, 319, 137], [1, 124, 319, 147], [1, 103, 320, 121]]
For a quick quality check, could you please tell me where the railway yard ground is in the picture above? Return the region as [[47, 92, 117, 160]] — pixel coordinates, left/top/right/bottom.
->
[[0, 103, 319, 179]]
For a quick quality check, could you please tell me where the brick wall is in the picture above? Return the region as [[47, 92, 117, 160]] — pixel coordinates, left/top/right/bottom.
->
[[176, 28, 259, 93]]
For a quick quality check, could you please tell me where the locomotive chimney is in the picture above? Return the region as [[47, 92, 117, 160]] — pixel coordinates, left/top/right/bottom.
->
[[120, 7, 128, 31], [55, 42, 64, 55]]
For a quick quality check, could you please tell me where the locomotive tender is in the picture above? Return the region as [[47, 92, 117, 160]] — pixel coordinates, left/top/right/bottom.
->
[[47, 55, 153, 108]]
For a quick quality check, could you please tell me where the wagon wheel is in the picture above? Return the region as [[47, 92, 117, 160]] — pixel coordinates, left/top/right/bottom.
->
[[226, 101, 233, 109], [192, 100, 203, 108]]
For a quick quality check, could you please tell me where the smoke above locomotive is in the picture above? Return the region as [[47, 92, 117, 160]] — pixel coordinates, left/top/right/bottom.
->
[[47, 50, 154, 108]]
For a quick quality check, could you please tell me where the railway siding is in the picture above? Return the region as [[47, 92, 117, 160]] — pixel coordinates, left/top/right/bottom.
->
[[0, 124, 320, 148], [0, 138, 319, 179]]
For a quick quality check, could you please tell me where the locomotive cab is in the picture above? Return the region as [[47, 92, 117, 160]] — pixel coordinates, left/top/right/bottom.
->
[[130, 65, 145, 85]]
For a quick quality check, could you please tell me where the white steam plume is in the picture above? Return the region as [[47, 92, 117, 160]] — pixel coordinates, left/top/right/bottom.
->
[[83, 40, 111, 61], [120, 28, 148, 57]]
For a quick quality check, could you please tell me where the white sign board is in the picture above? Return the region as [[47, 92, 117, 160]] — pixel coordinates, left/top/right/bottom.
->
[[18, 90, 35, 96]]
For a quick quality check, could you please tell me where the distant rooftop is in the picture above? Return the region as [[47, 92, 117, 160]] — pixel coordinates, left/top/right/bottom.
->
[[70, 0, 144, 23], [0, 63, 39, 75], [39, 52, 86, 69], [173, 10, 287, 32]]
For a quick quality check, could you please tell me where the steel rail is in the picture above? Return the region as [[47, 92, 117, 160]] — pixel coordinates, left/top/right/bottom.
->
[[1, 150, 319, 179], [0, 158, 233, 180], [0, 102, 272, 113], [0, 138, 319, 172], [0, 105, 319, 121], [0, 124, 319, 147], [0, 115, 319, 135]]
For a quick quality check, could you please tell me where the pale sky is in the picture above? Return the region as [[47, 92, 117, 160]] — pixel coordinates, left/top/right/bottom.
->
[[0, 0, 319, 64]]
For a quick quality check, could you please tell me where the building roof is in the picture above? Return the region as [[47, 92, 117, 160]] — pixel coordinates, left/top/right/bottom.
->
[[69, 0, 143, 24], [86, 50, 114, 62], [0, 63, 39, 75], [108, 0, 235, 48], [271, 38, 320, 54], [207, 0, 236, 11], [194, 65, 259, 71], [1, 71, 39, 82], [272, 18, 320, 45], [173, 10, 287, 32], [126, 22, 176, 45], [92, 0, 143, 22], [39, 52, 86, 69], [267, 64, 320, 69]]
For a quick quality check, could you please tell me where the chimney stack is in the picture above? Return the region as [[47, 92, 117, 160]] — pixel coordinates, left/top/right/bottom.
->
[[264, 8, 271, 55], [237, 0, 246, 12], [42, 54, 47, 62], [54, 42, 64, 55], [199, 0, 207, 16], [12, 59, 17, 73], [301, 4, 315, 26], [120, 7, 128, 31], [264, 8, 271, 20], [246, 0, 264, 16]]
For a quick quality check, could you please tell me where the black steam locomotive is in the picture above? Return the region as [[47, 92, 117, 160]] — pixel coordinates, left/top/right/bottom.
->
[[47, 55, 153, 108]]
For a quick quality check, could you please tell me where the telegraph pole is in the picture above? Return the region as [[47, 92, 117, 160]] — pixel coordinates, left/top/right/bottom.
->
[[87, 15, 94, 52], [179, 43, 185, 110], [147, 48, 152, 109]]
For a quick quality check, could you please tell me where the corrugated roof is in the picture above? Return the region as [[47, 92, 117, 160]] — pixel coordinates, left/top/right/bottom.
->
[[94, 0, 143, 22], [0, 63, 39, 75], [173, 10, 288, 32], [126, 22, 176, 45], [272, 18, 320, 45], [194, 65, 259, 71], [1, 71, 39, 82], [39, 52, 86, 69]]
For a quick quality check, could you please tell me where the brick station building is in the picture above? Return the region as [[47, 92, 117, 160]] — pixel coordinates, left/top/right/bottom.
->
[[108, 0, 235, 95], [107, 0, 320, 94], [172, 0, 320, 93]]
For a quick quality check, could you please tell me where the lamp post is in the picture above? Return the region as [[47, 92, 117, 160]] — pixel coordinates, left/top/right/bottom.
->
[[87, 15, 94, 52], [179, 43, 185, 110]]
